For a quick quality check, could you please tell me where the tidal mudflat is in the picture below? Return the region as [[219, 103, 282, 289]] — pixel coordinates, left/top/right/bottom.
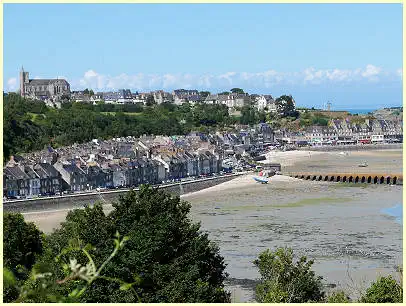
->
[[185, 149, 402, 302]]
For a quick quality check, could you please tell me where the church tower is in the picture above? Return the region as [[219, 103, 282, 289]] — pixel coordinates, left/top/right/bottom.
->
[[19, 66, 29, 97]]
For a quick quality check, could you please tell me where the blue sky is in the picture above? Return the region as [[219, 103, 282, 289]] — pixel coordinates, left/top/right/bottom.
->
[[3, 3, 402, 109]]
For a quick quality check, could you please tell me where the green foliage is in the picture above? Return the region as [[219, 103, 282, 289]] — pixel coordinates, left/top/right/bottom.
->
[[4, 213, 44, 274], [230, 88, 245, 94], [327, 290, 351, 303], [3, 95, 238, 162], [254, 247, 325, 303], [30, 186, 230, 302], [359, 276, 402, 303], [7, 234, 132, 303], [312, 117, 329, 126], [238, 106, 267, 125], [3, 213, 44, 302], [199, 91, 210, 99], [3, 94, 49, 161], [146, 95, 155, 106], [192, 103, 230, 127], [275, 95, 299, 118]]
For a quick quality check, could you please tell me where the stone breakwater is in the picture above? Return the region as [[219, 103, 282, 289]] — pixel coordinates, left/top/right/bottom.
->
[[299, 143, 402, 152], [287, 172, 402, 185], [3, 174, 244, 214]]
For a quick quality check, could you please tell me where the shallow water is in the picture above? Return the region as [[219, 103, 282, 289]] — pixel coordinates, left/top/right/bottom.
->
[[187, 149, 403, 302], [381, 204, 403, 224]]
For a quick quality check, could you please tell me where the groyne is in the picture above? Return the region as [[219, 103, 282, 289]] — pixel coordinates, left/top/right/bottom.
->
[[287, 172, 403, 185], [3, 173, 244, 213]]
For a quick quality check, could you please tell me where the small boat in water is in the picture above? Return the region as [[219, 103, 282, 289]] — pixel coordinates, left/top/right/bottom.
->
[[358, 162, 368, 167]]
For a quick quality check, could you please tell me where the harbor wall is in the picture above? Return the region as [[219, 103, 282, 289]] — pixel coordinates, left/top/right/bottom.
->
[[3, 174, 243, 213]]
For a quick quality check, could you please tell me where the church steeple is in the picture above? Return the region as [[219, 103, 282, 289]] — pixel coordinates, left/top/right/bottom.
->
[[20, 66, 29, 97]]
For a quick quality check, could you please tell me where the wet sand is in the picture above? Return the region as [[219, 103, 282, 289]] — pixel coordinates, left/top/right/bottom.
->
[[261, 149, 402, 174], [185, 149, 403, 302]]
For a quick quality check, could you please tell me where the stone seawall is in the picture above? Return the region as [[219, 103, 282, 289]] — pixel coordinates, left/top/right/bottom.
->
[[299, 143, 402, 152], [3, 174, 242, 214]]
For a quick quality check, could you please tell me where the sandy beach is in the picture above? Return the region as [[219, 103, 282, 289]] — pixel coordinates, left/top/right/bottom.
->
[[258, 150, 326, 167], [182, 174, 297, 198]]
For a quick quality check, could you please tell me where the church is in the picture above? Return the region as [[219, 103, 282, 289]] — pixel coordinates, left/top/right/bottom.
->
[[19, 67, 71, 101]]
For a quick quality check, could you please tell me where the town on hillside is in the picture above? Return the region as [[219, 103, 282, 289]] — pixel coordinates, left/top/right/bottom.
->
[[4, 67, 403, 200], [4, 116, 402, 200]]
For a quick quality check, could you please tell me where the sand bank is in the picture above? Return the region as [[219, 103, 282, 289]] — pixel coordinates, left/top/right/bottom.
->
[[259, 150, 327, 167], [182, 174, 298, 199]]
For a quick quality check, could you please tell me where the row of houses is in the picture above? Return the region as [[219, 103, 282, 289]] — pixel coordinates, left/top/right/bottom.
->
[[4, 124, 276, 199], [69, 88, 280, 112], [4, 150, 222, 198], [281, 118, 403, 145]]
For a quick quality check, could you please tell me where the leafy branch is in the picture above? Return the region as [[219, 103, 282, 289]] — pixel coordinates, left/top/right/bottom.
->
[[6, 232, 142, 303]]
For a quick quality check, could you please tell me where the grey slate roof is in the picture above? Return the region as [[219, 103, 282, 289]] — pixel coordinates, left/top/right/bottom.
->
[[23, 166, 39, 179], [5, 166, 29, 180], [33, 167, 49, 179], [27, 79, 69, 86], [38, 163, 60, 177]]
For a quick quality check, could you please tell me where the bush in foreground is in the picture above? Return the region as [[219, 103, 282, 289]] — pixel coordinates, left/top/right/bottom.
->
[[359, 275, 402, 303], [327, 290, 351, 303], [254, 247, 325, 303], [3, 213, 44, 302], [15, 185, 230, 303]]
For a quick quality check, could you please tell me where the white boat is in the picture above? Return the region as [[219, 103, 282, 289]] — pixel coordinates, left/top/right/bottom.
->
[[253, 176, 269, 184], [253, 169, 274, 184], [358, 162, 368, 167]]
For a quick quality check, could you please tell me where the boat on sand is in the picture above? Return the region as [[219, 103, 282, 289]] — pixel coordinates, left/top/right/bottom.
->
[[253, 169, 275, 184]]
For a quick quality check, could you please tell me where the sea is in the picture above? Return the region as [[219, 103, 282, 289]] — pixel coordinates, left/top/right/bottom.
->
[[342, 109, 376, 115]]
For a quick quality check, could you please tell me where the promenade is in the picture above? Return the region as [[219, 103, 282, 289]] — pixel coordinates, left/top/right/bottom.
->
[[298, 143, 402, 152], [3, 172, 246, 213]]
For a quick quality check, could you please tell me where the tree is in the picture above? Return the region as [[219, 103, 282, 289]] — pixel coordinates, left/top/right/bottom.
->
[[218, 91, 230, 95], [275, 95, 299, 118], [254, 247, 325, 303], [30, 186, 230, 303], [83, 88, 89, 95], [146, 95, 156, 106], [3, 213, 44, 302], [359, 276, 402, 303], [240, 105, 258, 125], [5, 233, 132, 303], [230, 88, 244, 94], [60, 94, 70, 102], [199, 91, 210, 99], [327, 290, 350, 303]]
